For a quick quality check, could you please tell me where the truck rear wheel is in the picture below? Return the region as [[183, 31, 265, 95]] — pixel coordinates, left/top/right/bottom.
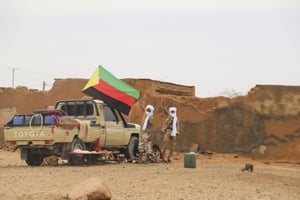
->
[[127, 136, 138, 159], [26, 151, 44, 166], [68, 137, 87, 165]]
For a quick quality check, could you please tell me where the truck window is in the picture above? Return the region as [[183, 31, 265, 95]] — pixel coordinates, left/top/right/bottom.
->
[[76, 105, 84, 116], [61, 103, 94, 117], [67, 105, 76, 116], [104, 106, 118, 122], [85, 104, 94, 115], [76, 104, 94, 116], [61, 105, 76, 116]]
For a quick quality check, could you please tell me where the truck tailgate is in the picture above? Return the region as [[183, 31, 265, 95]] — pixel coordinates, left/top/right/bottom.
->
[[4, 126, 55, 146]]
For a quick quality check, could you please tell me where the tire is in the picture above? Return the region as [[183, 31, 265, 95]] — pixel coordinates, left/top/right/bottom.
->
[[25, 150, 44, 166], [68, 137, 87, 165], [127, 136, 139, 159]]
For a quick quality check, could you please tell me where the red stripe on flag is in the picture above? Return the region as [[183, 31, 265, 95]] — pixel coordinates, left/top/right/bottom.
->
[[94, 80, 136, 106]]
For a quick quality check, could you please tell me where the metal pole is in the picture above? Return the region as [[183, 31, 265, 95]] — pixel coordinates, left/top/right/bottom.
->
[[43, 81, 45, 91], [9, 67, 20, 88], [12, 68, 15, 88]]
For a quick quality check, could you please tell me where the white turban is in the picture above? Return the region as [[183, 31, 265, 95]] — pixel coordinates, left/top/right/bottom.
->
[[142, 105, 154, 131], [169, 107, 177, 136]]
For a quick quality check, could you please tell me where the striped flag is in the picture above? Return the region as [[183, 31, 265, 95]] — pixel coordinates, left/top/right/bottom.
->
[[82, 65, 140, 115]]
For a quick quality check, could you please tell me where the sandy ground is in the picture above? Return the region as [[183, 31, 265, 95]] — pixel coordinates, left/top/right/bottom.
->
[[0, 150, 300, 200]]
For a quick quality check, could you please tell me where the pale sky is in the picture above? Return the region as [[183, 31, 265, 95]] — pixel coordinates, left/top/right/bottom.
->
[[0, 0, 299, 97]]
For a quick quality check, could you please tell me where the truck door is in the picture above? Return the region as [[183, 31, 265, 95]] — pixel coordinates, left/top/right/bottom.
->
[[103, 106, 125, 146]]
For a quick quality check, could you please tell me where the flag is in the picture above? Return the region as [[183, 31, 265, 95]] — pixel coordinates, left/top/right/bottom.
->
[[82, 65, 140, 115]]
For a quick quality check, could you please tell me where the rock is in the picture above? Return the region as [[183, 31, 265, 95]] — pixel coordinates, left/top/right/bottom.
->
[[68, 177, 112, 200], [251, 145, 267, 155], [43, 155, 59, 165], [258, 145, 267, 155], [241, 163, 254, 172], [189, 144, 199, 153]]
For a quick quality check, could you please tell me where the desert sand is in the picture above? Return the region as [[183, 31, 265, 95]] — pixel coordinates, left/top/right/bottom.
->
[[0, 149, 299, 200]]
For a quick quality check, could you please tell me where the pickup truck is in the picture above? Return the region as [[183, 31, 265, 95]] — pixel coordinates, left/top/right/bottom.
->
[[4, 99, 140, 166]]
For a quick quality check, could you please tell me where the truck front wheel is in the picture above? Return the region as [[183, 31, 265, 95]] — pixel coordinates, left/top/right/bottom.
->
[[25, 150, 44, 166], [127, 136, 138, 159]]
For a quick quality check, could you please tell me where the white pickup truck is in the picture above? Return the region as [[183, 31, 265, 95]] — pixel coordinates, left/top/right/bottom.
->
[[4, 99, 140, 166]]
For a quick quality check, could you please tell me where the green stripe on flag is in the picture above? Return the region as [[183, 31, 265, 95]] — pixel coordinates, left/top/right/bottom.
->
[[99, 65, 140, 99]]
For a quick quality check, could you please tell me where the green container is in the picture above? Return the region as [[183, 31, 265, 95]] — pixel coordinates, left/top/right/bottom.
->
[[184, 153, 197, 168]]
